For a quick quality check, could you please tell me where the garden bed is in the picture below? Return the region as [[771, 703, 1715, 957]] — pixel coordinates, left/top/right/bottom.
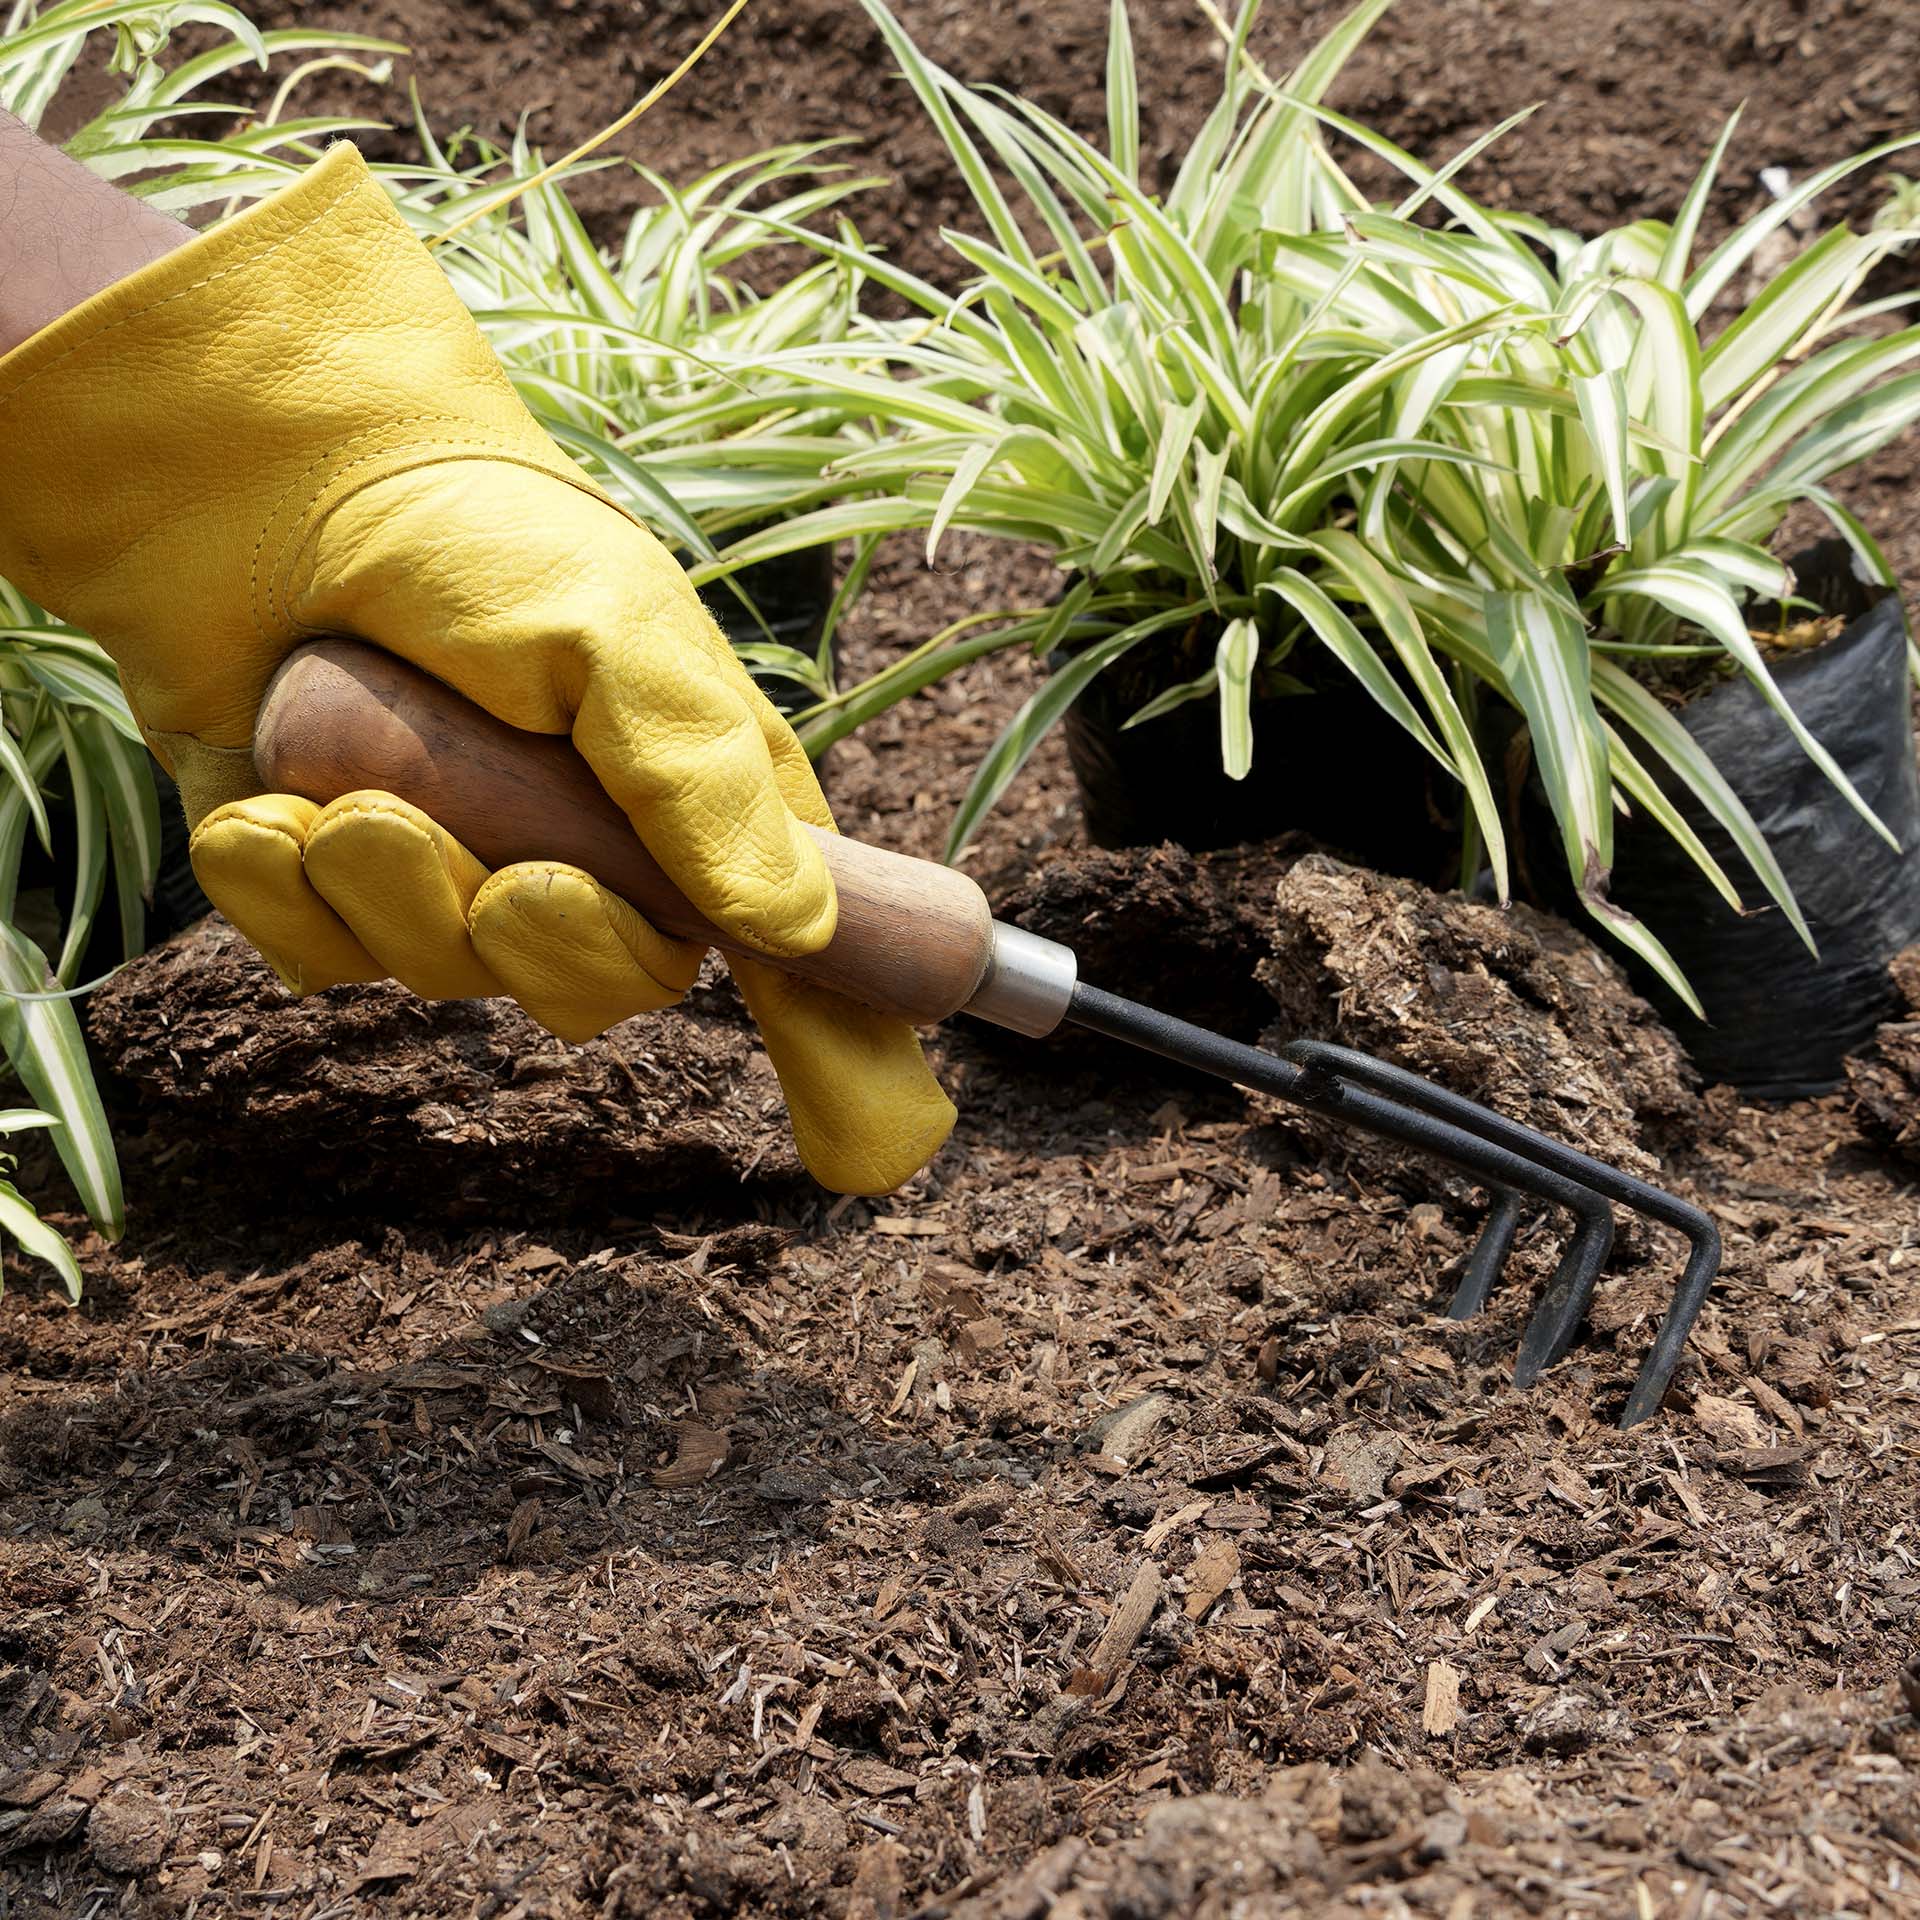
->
[[6, 2, 1920, 1915], [3, 774, 1919, 1917]]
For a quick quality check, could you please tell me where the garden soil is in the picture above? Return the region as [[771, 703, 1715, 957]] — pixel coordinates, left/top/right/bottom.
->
[[7, 3, 1920, 1916]]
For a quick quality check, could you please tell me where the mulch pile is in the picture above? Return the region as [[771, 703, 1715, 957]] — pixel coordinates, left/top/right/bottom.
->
[[1849, 946, 1920, 1168], [86, 919, 811, 1216]]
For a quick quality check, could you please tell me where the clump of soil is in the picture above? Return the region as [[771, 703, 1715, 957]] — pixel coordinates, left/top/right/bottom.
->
[[1847, 944, 1920, 1166], [998, 839, 1310, 1038], [87, 917, 805, 1216], [1258, 855, 1700, 1181]]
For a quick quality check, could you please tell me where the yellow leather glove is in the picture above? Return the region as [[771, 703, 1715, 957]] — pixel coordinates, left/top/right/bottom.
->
[[0, 141, 954, 1196]]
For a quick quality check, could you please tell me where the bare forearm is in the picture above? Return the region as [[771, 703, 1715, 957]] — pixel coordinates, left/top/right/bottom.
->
[[0, 110, 189, 355]]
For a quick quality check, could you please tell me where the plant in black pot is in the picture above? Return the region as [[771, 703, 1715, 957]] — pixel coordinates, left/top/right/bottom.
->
[[725, 0, 1515, 876], [1322, 126, 1920, 1092], [739, 0, 1920, 1088]]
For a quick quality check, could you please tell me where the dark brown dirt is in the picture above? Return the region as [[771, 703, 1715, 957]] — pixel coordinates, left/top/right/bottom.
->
[[8, 4, 1920, 1917], [1848, 944, 1920, 1167], [997, 840, 1312, 1041], [1259, 855, 1701, 1183], [219, 0, 1920, 298]]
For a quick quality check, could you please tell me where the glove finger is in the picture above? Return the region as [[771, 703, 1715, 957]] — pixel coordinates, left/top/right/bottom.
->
[[302, 791, 501, 1000], [470, 861, 704, 1044], [189, 793, 383, 992], [752, 684, 836, 832], [728, 955, 956, 1197]]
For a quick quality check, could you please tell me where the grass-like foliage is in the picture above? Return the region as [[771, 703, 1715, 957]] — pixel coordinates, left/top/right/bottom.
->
[[384, 114, 890, 703], [720, 0, 1920, 1009], [0, 0, 400, 1293]]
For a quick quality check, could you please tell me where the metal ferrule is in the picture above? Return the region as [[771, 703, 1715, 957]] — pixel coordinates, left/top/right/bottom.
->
[[964, 923, 1078, 1037]]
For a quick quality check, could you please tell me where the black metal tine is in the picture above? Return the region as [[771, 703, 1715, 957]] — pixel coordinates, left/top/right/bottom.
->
[[1279, 1039, 1721, 1423], [1621, 1234, 1721, 1428], [1513, 1212, 1613, 1385], [1062, 984, 1623, 1373], [1053, 987, 1721, 1426], [1451, 1192, 1615, 1388], [1288, 1047, 1617, 1380], [1448, 1188, 1524, 1318]]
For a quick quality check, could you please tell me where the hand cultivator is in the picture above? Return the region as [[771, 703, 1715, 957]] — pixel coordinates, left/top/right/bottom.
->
[[259, 639, 1720, 1429]]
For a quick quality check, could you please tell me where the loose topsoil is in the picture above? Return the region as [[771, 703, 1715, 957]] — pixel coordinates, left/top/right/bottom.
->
[[8, 3, 1920, 1917]]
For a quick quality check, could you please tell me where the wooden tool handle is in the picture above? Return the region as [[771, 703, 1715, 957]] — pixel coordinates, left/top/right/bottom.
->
[[253, 639, 998, 1026]]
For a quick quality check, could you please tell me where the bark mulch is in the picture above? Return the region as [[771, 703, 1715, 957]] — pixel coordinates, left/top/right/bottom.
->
[[8, 0, 1920, 1912], [3, 833, 1918, 1918]]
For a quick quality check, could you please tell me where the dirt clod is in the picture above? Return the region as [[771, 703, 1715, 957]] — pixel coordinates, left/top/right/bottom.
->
[[1259, 855, 1699, 1177], [86, 1791, 169, 1875], [999, 840, 1305, 1039], [88, 918, 803, 1214], [1846, 944, 1920, 1166]]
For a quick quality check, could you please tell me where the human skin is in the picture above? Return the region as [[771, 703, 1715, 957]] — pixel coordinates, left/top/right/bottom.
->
[[0, 110, 189, 355]]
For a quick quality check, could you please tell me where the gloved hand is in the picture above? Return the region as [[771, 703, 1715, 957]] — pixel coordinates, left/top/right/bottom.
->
[[0, 141, 954, 1195]]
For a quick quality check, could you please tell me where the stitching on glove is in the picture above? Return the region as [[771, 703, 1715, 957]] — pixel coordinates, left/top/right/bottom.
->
[[307, 793, 443, 841], [187, 809, 304, 861], [0, 166, 368, 416], [252, 415, 540, 638]]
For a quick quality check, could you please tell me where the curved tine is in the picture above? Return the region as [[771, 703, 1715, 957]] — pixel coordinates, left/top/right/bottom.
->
[[1451, 1184, 1614, 1385], [1281, 1040, 1712, 1237], [1621, 1225, 1723, 1428], [1515, 1204, 1614, 1386], [1283, 1038, 1722, 1423], [1448, 1188, 1524, 1319]]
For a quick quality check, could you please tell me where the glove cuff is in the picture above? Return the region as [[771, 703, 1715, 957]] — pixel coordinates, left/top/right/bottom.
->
[[0, 141, 369, 393]]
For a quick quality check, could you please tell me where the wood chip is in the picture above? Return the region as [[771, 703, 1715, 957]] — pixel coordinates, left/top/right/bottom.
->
[[504, 1497, 541, 1559], [500, 1243, 566, 1275], [1692, 1392, 1770, 1450], [1422, 1659, 1462, 1736], [1183, 1539, 1239, 1621], [1718, 1445, 1809, 1486], [884, 1358, 917, 1417], [1067, 1561, 1163, 1694], [649, 1421, 730, 1489], [1078, 1392, 1175, 1466], [839, 1756, 919, 1797], [1142, 1498, 1211, 1553]]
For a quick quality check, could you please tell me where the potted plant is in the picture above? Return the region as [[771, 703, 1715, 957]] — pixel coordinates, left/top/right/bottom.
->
[[389, 123, 891, 713], [712, 0, 1920, 1082], [705, 0, 1507, 871], [1314, 120, 1920, 1086]]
